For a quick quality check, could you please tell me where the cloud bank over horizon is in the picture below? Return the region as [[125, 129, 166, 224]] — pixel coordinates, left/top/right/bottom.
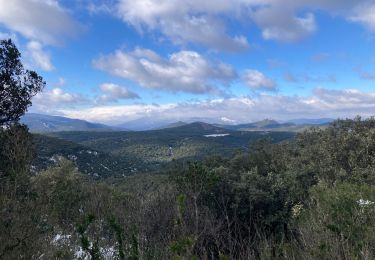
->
[[29, 88, 375, 125]]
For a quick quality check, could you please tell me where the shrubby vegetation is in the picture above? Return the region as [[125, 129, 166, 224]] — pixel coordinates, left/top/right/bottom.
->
[[0, 39, 374, 259], [1, 117, 375, 259]]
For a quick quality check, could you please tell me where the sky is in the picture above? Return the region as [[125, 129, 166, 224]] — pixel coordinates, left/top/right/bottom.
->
[[1, 0, 375, 125]]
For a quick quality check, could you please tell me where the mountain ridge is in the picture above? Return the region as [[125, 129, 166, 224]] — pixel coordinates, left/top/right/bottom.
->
[[21, 113, 126, 132], [23, 113, 334, 132]]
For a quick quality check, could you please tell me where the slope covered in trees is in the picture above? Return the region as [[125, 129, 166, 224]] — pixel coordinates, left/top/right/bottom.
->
[[1, 117, 374, 259], [44, 123, 294, 173]]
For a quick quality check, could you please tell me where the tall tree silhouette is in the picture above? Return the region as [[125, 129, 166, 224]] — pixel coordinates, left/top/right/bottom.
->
[[0, 39, 45, 125]]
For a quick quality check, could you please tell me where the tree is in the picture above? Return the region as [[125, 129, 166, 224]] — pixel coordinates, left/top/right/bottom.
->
[[0, 39, 45, 258], [0, 39, 45, 125]]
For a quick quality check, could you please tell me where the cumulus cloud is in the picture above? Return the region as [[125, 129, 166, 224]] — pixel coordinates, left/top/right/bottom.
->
[[32, 83, 140, 113], [0, 0, 81, 46], [312, 88, 375, 107], [116, 0, 249, 51], [349, 3, 375, 31], [252, 8, 317, 42], [0, 0, 82, 72], [32, 88, 89, 112], [55, 88, 375, 125], [109, 0, 375, 47], [243, 70, 276, 91], [93, 47, 236, 94], [26, 41, 54, 71], [96, 83, 140, 103]]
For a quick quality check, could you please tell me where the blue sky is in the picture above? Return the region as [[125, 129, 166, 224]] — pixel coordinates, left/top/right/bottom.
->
[[1, 0, 375, 125]]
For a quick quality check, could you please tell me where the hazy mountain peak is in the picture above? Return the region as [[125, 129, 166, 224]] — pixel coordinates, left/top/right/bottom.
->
[[21, 113, 123, 132]]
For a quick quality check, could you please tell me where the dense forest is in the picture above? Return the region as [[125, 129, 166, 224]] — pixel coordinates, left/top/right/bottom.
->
[[2, 117, 375, 259], [1, 40, 374, 259]]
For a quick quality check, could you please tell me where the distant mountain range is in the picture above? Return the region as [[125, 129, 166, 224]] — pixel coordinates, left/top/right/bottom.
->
[[22, 113, 334, 133], [155, 119, 333, 132], [215, 119, 333, 132], [22, 113, 335, 178], [21, 113, 125, 132]]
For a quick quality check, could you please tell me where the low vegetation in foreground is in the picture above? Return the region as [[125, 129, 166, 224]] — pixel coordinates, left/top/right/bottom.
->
[[1, 117, 374, 259]]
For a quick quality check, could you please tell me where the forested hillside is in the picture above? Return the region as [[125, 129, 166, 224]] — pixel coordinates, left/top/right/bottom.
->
[[2, 117, 374, 259], [35, 123, 294, 175], [32, 134, 137, 177]]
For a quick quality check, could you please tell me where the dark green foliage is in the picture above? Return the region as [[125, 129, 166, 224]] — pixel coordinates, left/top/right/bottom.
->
[[0, 39, 45, 125], [32, 134, 135, 178], [129, 233, 139, 260], [0, 126, 42, 258], [109, 217, 125, 260], [170, 236, 195, 259], [294, 117, 375, 185], [1, 117, 375, 259], [163, 118, 375, 258], [77, 214, 101, 260], [0, 39, 46, 258], [0, 123, 34, 180], [44, 125, 294, 175], [297, 182, 375, 258], [33, 160, 88, 228]]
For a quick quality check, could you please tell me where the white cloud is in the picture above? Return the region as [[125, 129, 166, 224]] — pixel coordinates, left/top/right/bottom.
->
[[253, 9, 317, 42], [32, 88, 89, 112], [220, 117, 236, 124], [0, 31, 17, 42], [0, 0, 81, 46], [349, 3, 375, 31], [93, 47, 236, 94], [312, 88, 375, 107], [116, 0, 249, 51], [96, 83, 140, 103], [243, 70, 276, 91], [26, 41, 54, 71], [53, 88, 375, 125], [112, 0, 375, 46], [32, 83, 140, 112], [0, 0, 82, 72], [85, 0, 116, 15]]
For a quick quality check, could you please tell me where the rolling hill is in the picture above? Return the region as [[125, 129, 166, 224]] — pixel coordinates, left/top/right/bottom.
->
[[44, 122, 295, 174], [216, 119, 330, 132], [32, 134, 138, 178], [22, 113, 123, 132]]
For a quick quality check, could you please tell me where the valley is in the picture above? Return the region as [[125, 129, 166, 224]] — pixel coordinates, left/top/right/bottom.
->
[[32, 121, 295, 177]]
